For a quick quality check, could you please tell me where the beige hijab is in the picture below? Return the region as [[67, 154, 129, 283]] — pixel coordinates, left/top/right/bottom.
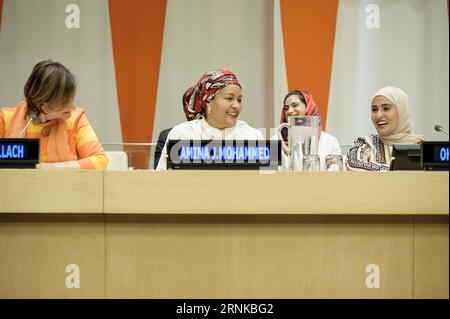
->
[[372, 86, 427, 146]]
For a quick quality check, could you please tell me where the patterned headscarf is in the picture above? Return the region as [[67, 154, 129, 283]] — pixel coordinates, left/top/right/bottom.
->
[[183, 70, 241, 120], [372, 86, 426, 145], [280, 90, 323, 141]]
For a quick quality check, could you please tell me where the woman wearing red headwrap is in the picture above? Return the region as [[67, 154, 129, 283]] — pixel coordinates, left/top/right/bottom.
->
[[156, 69, 264, 170], [279, 90, 341, 170]]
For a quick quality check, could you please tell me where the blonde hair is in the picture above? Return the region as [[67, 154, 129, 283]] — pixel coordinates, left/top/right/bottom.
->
[[24, 59, 76, 114]]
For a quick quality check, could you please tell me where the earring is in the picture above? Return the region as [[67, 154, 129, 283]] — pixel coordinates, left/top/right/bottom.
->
[[207, 106, 211, 114]]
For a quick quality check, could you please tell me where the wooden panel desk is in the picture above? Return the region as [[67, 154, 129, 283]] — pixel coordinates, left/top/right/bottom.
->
[[0, 170, 104, 298], [0, 170, 448, 298]]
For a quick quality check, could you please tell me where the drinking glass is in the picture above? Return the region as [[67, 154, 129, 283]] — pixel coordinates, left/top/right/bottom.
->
[[303, 155, 320, 171], [325, 155, 344, 172]]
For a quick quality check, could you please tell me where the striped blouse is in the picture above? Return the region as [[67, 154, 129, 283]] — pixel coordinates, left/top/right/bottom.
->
[[346, 135, 392, 171], [0, 102, 107, 169]]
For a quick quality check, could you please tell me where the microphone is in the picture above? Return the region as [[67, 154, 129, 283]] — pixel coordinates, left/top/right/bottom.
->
[[434, 124, 449, 136], [19, 114, 37, 138]]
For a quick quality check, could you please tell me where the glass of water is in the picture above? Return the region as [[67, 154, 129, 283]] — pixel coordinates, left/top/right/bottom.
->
[[303, 155, 320, 171], [325, 155, 344, 171]]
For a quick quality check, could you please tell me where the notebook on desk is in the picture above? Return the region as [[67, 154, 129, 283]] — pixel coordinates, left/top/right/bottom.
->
[[166, 139, 281, 170], [0, 138, 40, 169]]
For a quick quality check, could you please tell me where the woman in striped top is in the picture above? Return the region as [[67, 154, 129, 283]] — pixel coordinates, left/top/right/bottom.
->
[[0, 60, 107, 169], [346, 86, 426, 171]]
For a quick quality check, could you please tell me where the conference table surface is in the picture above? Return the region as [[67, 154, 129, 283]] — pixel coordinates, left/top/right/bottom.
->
[[0, 170, 448, 298]]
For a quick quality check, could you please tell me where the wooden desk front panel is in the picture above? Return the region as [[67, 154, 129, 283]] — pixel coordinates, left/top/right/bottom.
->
[[105, 215, 414, 298], [1, 214, 447, 298], [414, 216, 449, 298], [0, 214, 105, 298]]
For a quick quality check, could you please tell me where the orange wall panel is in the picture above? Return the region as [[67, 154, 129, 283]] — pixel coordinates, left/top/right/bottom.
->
[[0, 0, 3, 30], [109, 0, 166, 143], [280, 0, 338, 129]]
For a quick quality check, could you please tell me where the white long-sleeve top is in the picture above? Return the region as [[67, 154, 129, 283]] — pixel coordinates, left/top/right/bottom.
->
[[156, 118, 264, 170]]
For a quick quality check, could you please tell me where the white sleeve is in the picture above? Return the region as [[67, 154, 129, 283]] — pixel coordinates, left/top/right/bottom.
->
[[280, 150, 290, 171], [256, 129, 265, 140], [330, 136, 342, 155]]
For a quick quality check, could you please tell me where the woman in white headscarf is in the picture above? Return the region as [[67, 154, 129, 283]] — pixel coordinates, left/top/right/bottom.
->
[[346, 86, 427, 171]]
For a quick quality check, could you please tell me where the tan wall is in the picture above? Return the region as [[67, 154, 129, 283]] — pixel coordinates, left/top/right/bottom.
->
[[0, 0, 122, 143], [153, 0, 274, 139], [327, 0, 449, 144]]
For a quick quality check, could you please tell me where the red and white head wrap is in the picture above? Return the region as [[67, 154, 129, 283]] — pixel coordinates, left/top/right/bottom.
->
[[280, 90, 321, 124], [280, 90, 323, 141], [183, 69, 241, 120]]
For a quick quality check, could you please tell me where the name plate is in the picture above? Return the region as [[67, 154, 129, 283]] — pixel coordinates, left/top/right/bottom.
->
[[0, 138, 40, 168], [421, 141, 449, 170], [166, 140, 281, 170]]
